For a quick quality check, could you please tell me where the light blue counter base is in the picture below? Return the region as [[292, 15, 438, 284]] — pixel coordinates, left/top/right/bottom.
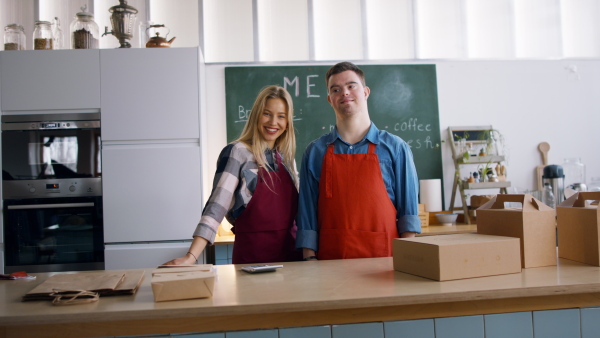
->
[[118, 307, 599, 338]]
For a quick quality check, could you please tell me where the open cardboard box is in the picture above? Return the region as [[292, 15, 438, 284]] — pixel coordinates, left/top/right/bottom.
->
[[151, 265, 216, 302], [557, 191, 600, 266], [476, 194, 557, 268], [393, 233, 521, 281]]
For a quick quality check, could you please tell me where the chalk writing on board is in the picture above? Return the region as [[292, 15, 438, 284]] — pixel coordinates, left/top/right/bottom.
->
[[236, 104, 304, 125], [283, 75, 321, 98]]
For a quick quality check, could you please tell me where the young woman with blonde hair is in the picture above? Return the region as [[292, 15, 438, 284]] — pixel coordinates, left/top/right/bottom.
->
[[164, 85, 301, 265]]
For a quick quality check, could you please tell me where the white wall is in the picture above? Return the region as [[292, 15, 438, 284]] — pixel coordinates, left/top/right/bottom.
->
[[204, 60, 600, 210]]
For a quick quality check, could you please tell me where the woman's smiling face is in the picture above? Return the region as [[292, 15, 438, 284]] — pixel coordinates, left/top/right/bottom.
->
[[258, 97, 288, 148]]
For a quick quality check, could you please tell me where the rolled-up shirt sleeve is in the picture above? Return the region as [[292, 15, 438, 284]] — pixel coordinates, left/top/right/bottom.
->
[[296, 141, 321, 251], [393, 140, 421, 234]]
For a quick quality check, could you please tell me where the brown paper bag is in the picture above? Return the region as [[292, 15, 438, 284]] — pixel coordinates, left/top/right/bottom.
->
[[23, 270, 145, 301]]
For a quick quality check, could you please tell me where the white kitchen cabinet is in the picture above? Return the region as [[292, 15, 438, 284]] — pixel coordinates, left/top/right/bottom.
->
[[104, 241, 193, 270], [100, 47, 200, 141], [0, 50, 101, 111], [102, 144, 203, 243]]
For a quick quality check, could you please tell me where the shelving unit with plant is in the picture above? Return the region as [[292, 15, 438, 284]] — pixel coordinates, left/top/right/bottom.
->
[[447, 126, 510, 224]]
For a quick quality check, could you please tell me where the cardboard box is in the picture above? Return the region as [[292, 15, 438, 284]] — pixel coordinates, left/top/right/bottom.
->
[[471, 195, 494, 209], [151, 265, 216, 302], [418, 204, 429, 227], [476, 194, 557, 268], [557, 192, 600, 266], [392, 233, 521, 281]]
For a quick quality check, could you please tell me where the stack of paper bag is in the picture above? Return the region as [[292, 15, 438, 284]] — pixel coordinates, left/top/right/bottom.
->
[[23, 270, 145, 301], [151, 264, 216, 302]]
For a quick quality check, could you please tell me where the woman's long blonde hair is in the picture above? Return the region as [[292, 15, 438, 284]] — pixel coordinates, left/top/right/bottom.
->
[[235, 85, 298, 188]]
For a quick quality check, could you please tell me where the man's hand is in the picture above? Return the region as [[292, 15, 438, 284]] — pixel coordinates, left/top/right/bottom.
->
[[303, 248, 318, 261], [400, 231, 416, 238]]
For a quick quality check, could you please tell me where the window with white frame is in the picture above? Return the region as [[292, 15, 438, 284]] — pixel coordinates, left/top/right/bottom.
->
[[2, 0, 600, 61]]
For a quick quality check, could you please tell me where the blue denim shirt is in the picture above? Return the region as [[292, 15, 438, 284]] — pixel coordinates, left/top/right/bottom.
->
[[296, 123, 422, 252]]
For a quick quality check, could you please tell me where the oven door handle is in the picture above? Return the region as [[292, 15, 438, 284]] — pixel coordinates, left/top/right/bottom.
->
[[7, 202, 95, 210]]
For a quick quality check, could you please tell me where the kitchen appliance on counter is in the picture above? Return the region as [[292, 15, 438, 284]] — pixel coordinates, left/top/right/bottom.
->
[[542, 164, 565, 204], [1, 113, 104, 273]]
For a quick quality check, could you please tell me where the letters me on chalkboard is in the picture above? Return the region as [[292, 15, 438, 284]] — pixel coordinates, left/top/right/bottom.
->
[[224, 65, 443, 181]]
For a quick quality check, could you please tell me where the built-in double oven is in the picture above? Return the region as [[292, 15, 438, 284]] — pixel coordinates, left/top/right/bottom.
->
[[2, 113, 104, 273]]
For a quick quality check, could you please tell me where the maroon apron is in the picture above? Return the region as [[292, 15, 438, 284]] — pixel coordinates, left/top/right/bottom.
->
[[317, 143, 399, 260], [232, 152, 302, 264]]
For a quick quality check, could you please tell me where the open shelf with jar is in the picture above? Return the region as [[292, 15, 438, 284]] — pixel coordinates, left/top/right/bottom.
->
[[448, 126, 510, 224]]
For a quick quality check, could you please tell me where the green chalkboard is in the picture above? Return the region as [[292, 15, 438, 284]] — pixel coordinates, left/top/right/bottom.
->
[[224, 65, 442, 181]]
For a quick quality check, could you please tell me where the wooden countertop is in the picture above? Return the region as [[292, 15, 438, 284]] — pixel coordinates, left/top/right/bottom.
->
[[1, 255, 600, 337]]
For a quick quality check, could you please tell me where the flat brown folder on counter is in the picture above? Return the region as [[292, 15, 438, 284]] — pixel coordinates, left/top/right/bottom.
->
[[23, 270, 145, 301]]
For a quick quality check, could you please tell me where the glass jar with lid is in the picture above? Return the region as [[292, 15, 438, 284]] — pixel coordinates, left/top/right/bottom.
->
[[562, 157, 586, 188], [33, 21, 54, 50], [588, 177, 600, 192], [70, 5, 99, 49], [4, 24, 26, 50]]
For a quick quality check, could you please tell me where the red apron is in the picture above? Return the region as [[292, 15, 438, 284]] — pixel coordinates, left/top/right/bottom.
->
[[317, 143, 399, 260], [232, 153, 302, 264]]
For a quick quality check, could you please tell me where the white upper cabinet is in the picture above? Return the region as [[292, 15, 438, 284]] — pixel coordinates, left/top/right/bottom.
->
[[0, 50, 101, 111], [100, 47, 200, 141]]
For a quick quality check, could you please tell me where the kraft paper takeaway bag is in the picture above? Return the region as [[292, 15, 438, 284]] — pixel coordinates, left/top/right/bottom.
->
[[557, 191, 600, 266], [477, 194, 557, 268], [23, 270, 145, 301], [151, 265, 216, 302]]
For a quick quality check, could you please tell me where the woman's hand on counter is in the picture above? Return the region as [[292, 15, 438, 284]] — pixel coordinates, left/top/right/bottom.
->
[[162, 236, 209, 266], [162, 254, 197, 266]]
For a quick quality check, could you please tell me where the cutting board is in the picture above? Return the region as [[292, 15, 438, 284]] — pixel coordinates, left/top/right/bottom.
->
[[537, 142, 550, 190]]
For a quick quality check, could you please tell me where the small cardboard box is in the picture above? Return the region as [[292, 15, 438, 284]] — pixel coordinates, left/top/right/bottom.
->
[[151, 265, 216, 302], [418, 204, 429, 227], [392, 233, 521, 281], [476, 194, 557, 268], [557, 192, 600, 266], [471, 195, 494, 209]]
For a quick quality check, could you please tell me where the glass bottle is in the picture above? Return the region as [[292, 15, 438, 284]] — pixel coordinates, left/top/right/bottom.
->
[[52, 17, 64, 50], [138, 20, 154, 48], [70, 5, 100, 49], [563, 158, 585, 188], [4, 24, 26, 50], [542, 182, 556, 208], [33, 21, 54, 50], [588, 177, 600, 192]]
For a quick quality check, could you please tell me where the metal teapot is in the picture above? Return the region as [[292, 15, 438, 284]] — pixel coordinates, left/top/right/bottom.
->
[[145, 24, 175, 48]]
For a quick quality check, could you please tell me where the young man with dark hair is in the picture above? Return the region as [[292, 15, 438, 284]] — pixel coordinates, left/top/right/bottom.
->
[[296, 61, 421, 261]]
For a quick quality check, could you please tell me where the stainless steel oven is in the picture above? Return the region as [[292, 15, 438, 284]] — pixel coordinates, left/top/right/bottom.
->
[[2, 113, 104, 273]]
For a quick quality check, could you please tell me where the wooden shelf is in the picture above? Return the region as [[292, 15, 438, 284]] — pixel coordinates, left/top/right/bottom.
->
[[456, 155, 506, 164], [448, 125, 509, 225], [462, 181, 511, 190]]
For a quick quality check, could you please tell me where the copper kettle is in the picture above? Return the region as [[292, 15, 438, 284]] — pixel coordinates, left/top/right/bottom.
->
[[145, 24, 175, 48]]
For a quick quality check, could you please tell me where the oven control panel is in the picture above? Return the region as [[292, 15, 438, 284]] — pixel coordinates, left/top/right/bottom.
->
[[3, 178, 102, 199]]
